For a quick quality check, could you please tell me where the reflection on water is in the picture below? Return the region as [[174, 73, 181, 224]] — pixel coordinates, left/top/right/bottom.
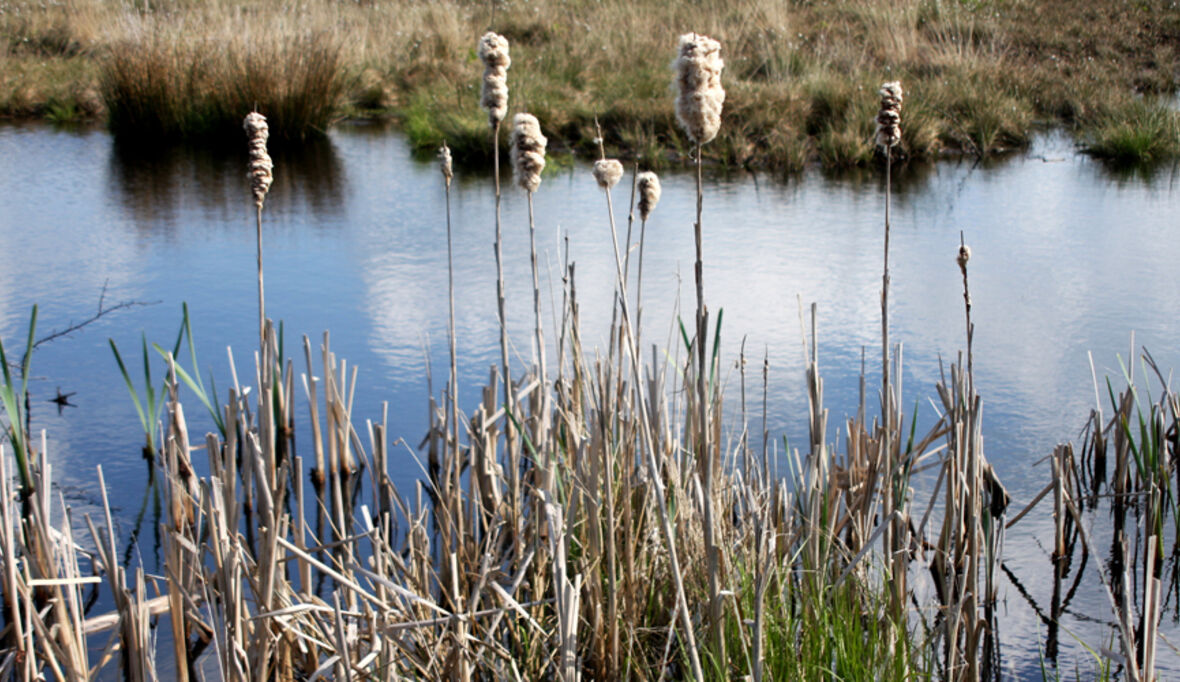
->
[[2, 122, 1180, 677], [109, 132, 346, 229]]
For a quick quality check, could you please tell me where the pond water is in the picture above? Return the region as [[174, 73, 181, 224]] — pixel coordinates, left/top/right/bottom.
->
[[1, 121, 1178, 677]]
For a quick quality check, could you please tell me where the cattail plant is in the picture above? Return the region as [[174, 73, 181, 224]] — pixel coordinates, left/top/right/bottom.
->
[[634, 170, 660, 347], [244, 111, 273, 348], [674, 31, 726, 663], [478, 32, 510, 128], [437, 142, 465, 635], [478, 31, 519, 555], [510, 112, 549, 437], [957, 235, 974, 382], [511, 113, 546, 193], [873, 80, 906, 619], [592, 158, 623, 190]]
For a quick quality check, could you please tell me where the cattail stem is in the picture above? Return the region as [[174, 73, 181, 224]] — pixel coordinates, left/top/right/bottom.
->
[[635, 216, 647, 351], [492, 119, 519, 551], [527, 190, 547, 456], [882, 153, 891, 421], [959, 233, 974, 390], [882, 150, 901, 620], [693, 142, 724, 665], [256, 205, 265, 351], [441, 149, 465, 633], [635, 169, 660, 354]]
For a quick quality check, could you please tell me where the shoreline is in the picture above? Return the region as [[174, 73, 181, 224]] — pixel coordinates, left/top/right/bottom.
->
[[1, 0, 1176, 167]]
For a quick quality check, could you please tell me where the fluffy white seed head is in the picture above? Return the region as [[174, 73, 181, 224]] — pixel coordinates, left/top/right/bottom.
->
[[510, 113, 547, 193], [957, 243, 972, 272], [243, 111, 273, 208], [478, 32, 510, 127], [592, 159, 624, 190], [875, 80, 903, 149], [673, 33, 725, 145], [438, 143, 453, 188], [636, 171, 661, 221]]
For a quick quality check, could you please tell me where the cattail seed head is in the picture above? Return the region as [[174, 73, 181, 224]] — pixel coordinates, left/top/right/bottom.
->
[[510, 113, 546, 193], [673, 33, 725, 146], [957, 243, 971, 273], [438, 143, 453, 188], [243, 111, 273, 209], [637, 171, 661, 221], [875, 80, 903, 149], [478, 32, 510, 127], [592, 159, 624, 190]]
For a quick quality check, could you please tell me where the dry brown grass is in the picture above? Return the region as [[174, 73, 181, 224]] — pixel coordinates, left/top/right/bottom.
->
[[0, 0, 1176, 163]]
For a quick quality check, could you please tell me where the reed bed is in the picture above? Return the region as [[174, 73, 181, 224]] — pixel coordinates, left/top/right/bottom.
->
[[2, 20, 1179, 682]]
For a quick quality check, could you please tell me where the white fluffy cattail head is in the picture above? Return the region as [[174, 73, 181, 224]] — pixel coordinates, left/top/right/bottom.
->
[[478, 32, 510, 127], [875, 80, 903, 149], [510, 113, 546, 193], [636, 171, 661, 221], [673, 33, 725, 146], [438, 143, 453, 188], [243, 111, 273, 209], [957, 243, 971, 273], [592, 159, 624, 190]]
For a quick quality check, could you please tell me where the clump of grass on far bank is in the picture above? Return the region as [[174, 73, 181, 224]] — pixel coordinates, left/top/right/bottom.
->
[[3, 0, 1180, 168], [100, 26, 348, 143], [1083, 98, 1180, 164]]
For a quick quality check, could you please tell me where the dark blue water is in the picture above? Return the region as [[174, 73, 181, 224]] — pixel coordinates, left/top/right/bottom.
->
[[2, 120, 1178, 677]]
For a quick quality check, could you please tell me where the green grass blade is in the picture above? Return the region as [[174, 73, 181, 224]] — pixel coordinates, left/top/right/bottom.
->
[[110, 338, 150, 435]]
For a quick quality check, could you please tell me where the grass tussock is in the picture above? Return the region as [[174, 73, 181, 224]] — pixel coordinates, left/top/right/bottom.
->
[[1083, 98, 1180, 164], [100, 26, 348, 143], [0, 0, 1178, 166]]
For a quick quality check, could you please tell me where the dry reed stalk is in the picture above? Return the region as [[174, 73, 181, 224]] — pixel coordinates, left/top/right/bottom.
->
[[674, 30, 726, 665], [634, 170, 660, 345], [244, 111, 273, 350], [437, 141, 470, 672], [480, 32, 519, 577], [874, 79, 905, 622], [510, 115, 549, 431]]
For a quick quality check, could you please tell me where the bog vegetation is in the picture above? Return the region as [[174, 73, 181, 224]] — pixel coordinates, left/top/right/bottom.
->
[[0, 0, 1178, 165], [1, 11, 1179, 682]]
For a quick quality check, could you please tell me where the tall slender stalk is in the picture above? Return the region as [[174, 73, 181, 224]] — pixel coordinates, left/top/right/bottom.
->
[[526, 191, 547, 452], [692, 142, 724, 665], [875, 79, 904, 620], [243, 111, 273, 350], [256, 206, 265, 348], [493, 119, 518, 535], [674, 30, 726, 665]]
